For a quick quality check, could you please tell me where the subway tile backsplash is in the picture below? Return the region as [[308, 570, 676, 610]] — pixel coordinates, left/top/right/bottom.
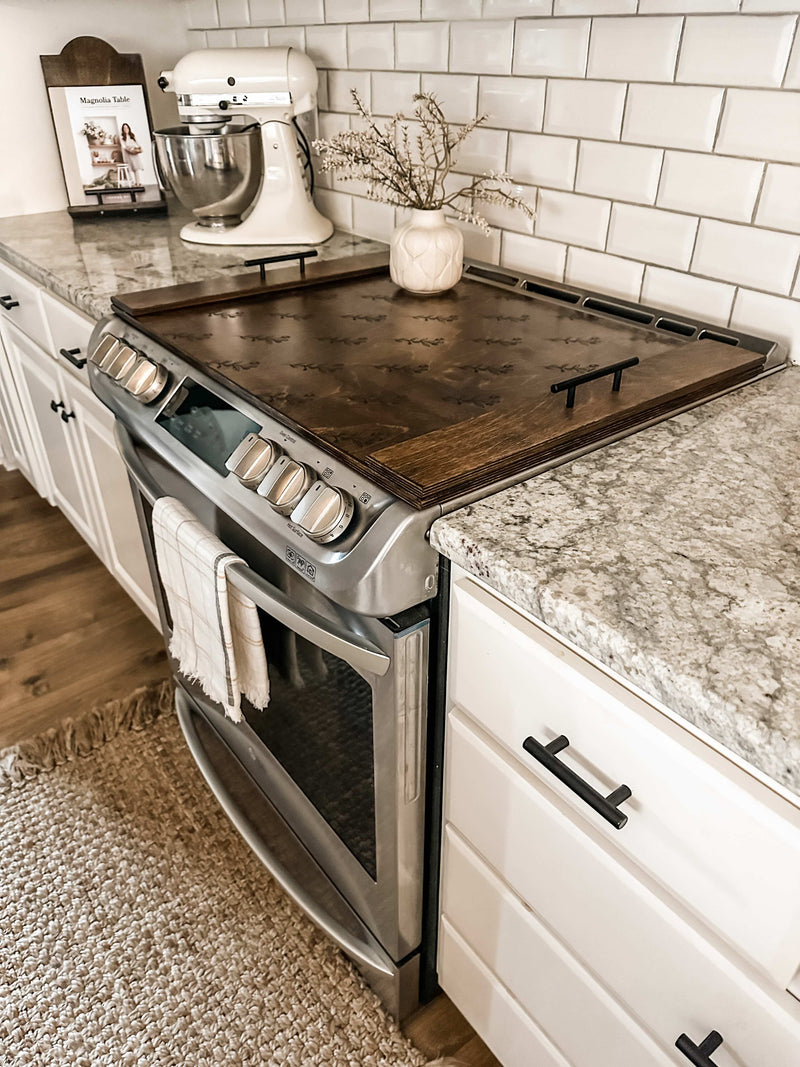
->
[[188, 0, 800, 358]]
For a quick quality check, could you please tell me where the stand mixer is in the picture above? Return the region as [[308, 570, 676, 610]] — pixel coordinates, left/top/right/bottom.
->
[[155, 48, 333, 246]]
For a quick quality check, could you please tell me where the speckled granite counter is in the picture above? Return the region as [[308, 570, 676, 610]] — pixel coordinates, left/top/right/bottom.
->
[[431, 368, 800, 798], [0, 204, 382, 322]]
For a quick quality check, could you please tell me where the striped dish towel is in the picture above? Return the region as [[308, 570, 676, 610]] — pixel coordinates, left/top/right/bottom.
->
[[152, 497, 270, 722]]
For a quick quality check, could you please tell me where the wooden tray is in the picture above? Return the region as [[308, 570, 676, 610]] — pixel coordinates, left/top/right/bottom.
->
[[113, 253, 767, 509]]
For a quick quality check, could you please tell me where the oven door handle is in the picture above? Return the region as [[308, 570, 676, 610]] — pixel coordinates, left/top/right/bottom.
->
[[175, 690, 396, 980], [115, 423, 391, 678]]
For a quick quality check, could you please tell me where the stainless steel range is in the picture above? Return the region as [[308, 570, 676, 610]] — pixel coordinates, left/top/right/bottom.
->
[[88, 252, 785, 1019]]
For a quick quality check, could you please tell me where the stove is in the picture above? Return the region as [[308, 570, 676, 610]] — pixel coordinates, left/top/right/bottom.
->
[[88, 250, 785, 1019]]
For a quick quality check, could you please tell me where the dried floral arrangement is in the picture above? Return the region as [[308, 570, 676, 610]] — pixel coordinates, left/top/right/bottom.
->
[[312, 91, 535, 235], [78, 120, 110, 142]]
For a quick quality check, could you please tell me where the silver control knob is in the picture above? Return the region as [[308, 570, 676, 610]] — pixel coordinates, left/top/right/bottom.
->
[[256, 456, 313, 515], [123, 357, 169, 404], [89, 334, 122, 371], [105, 343, 139, 382], [291, 483, 354, 544], [224, 433, 281, 489]]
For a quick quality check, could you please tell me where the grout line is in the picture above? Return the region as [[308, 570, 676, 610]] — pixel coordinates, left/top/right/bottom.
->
[[671, 16, 686, 84], [584, 18, 594, 81], [618, 82, 630, 144], [727, 286, 739, 328], [653, 148, 667, 207], [780, 16, 799, 90], [710, 87, 727, 153], [687, 216, 702, 274], [789, 253, 800, 298], [750, 162, 768, 225]]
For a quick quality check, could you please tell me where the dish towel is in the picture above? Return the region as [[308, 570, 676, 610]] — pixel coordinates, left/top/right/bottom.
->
[[152, 497, 270, 722]]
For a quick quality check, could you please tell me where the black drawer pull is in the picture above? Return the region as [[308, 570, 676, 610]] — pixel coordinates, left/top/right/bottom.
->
[[522, 734, 632, 829], [676, 1030, 723, 1066], [50, 399, 65, 413], [59, 347, 86, 369], [551, 356, 639, 409], [0, 294, 20, 310], [60, 409, 76, 423]]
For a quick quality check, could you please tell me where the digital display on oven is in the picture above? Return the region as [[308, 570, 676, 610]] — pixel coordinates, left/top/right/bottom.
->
[[156, 381, 259, 476]]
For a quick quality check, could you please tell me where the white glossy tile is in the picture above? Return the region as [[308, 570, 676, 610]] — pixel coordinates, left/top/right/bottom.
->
[[217, 0, 249, 24], [781, 28, 800, 89], [187, 29, 208, 47], [677, 15, 796, 88], [756, 164, 800, 234], [641, 267, 735, 325], [328, 70, 371, 112], [451, 20, 514, 75], [693, 218, 800, 293], [267, 25, 306, 48], [639, 0, 736, 9], [479, 77, 546, 133], [324, 0, 368, 22], [423, 0, 480, 16], [501, 231, 567, 281], [555, 0, 635, 10], [588, 16, 683, 83], [536, 189, 611, 250], [421, 75, 479, 125], [576, 141, 663, 205], [395, 21, 449, 71], [731, 288, 800, 361], [484, 0, 552, 14], [453, 128, 509, 176], [368, 0, 420, 19], [447, 216, 502, 264], [236, 27, 271, 45], [716, 89, 800, 164], [205, 28, 238, 45], [314, 188, 353, 230], [352, 197, 395, 240], [249, 0, 286, 22], [473, 182, 536, 233], [622, 84, 724, 151], [658, 152, 764, 223], [565, 248, 644, 301], [607, 203, 698, 270], [371, 72, 420, 115], [306, 24, 348, 68], [743, 0, 800, 10], [508, 132, 577, 190], [284, 0, 324, 22], [513, 18, 590, 78], [348, 23, 394, 69], [545, 80, 626, 141], [186, 0, 219, 28]]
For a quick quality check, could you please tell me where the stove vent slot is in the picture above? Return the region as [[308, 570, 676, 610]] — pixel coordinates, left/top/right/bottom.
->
[[655, 316, 695, 337], [523, 280, 581, 303], [465, 265, 519, 286], [582, 297, 652, 324], [697, 329, 739, 346]]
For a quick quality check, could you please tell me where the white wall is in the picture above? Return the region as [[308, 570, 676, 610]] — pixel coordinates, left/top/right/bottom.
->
[[188, 0, 800, 358], [0, 0, 190, 218]]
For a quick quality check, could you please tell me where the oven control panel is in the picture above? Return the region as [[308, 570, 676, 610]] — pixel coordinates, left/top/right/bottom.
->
[[89, 332, 169, 405]]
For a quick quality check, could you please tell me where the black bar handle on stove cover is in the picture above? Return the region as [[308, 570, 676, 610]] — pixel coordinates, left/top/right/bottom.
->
[[0, 295, 20, 310], [59, 347, 86, 369], [675, 1030, 724, 1066], [551, 356, 639, 409], [522, 734, 632, 829], [244, 250, 319, 282]]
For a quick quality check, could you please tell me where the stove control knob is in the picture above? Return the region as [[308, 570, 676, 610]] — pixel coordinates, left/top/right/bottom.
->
[[291, 483, 354, 544], [123, 358, 169, 404], [256, 456, 313, 515], [105, 343, 139, 382], [225, 433, 281, 489], [89, 334, 122, 371]]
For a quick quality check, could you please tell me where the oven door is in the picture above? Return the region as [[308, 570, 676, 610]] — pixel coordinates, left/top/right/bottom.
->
[[115, 425, 429, 985]]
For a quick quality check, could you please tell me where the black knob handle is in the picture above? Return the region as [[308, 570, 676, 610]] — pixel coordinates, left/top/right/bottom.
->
[[522, 734, 632, 829], [60, 409, 76, 423], [227, 76, 236, 86], [50, 399, 65, 413], [0, 294, 20, 310], [59, 347, 87, 369], [676, 1030, 723, 1066], [157, 75, 169, 90], [218, 99, 229, 110]]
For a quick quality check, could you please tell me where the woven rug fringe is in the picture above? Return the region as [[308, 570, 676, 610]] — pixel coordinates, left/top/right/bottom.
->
[[0, 678, 174, 792]]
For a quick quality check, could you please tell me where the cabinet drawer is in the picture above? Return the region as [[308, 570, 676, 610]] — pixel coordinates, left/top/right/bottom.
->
[[41, 290, 95, 383], [449, 575, 800, 986], [446, 711, 800, 1067], [441, 826, 671, 1067], [0, 261, 49, 350], [439, 918, 572, 1067]]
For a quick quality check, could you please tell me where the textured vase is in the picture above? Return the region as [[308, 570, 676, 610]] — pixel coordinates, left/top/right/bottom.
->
[[389, 209, 464, 295]]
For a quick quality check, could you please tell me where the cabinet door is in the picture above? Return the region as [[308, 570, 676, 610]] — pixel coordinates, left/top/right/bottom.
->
[[0, 328, 35, 480], [69, 385, 158, 625]]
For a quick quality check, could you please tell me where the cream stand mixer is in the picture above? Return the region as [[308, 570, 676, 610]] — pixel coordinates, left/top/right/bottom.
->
[[155, 48, 333, 246]]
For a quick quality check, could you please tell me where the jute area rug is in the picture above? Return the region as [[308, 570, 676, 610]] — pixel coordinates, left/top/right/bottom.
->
[[0, 683, 428, 1066]]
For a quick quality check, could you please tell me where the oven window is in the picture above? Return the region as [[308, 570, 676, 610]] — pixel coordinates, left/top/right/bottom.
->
[[242, 622, 377, 881]]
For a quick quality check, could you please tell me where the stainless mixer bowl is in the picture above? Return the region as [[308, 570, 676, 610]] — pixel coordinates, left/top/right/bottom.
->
[[154, 124, 263, 229]]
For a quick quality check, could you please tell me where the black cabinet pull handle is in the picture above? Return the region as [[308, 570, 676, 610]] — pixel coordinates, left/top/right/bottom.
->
[[59, 347, 86, 369], [244, 249, 318, 282], [60, 409, 76, 423], [676, 1030, 723, 1066], [551, 356, 639, 409], [522, 734, 632, 829], [0, 294, 20, 310], [50, 399, 65, 413]]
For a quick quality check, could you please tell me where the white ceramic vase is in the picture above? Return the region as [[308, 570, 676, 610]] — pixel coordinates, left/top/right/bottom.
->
[[389, 208, 464, 295]]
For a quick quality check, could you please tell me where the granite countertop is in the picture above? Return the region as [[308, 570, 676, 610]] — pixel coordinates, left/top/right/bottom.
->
[[0, 203, 383, 322], [432, 368, 800, 798]]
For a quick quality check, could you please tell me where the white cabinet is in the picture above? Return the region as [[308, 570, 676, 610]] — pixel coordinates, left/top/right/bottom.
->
[[0, 329, 37, 483], [438, 567, 800, 1067]]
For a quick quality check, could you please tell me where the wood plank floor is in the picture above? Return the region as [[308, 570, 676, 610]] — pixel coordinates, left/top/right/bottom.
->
[[0, 465, 500, 1066]]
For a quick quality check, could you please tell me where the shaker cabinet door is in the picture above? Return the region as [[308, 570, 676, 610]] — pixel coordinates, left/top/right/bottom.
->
[[0, 329, 36, 482]]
